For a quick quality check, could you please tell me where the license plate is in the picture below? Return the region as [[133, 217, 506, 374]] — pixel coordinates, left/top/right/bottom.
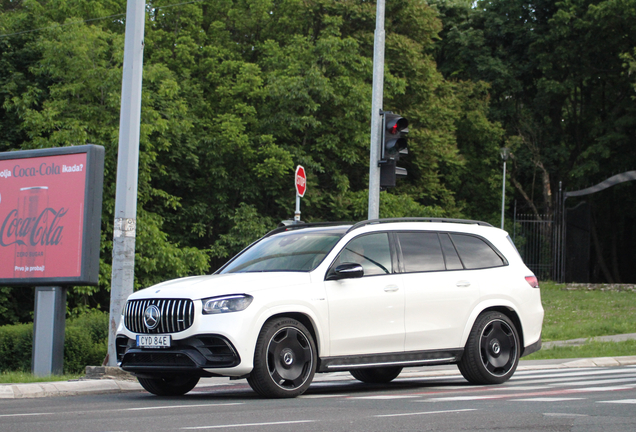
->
[[136, 335, 171, 348]]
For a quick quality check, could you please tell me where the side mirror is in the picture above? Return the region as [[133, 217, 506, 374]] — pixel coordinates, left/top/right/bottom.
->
[[326, 263, 364, 281]]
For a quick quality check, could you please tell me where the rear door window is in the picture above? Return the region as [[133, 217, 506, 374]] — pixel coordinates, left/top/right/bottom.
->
[[396, 232, 446, 272]]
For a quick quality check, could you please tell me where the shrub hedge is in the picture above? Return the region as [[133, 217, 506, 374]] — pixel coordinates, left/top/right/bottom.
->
[[0, 310, 108, 374]]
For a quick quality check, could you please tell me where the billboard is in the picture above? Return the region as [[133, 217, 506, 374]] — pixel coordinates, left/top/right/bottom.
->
[[0, 145, 104, 286]]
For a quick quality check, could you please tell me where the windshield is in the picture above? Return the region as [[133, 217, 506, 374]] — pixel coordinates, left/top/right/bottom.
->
[[219, 231, 344, 273]]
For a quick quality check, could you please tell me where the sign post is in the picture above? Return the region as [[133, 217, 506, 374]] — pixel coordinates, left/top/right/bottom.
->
[[294, 166, 306, 223]]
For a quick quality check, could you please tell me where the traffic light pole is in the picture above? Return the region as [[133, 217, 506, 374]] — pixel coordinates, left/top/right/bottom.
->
[[107, 0, 146, 366], [368, 0, 386, 220]]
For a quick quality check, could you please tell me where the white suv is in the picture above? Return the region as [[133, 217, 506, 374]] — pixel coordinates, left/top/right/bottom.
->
[[116, 218, 543, 398]]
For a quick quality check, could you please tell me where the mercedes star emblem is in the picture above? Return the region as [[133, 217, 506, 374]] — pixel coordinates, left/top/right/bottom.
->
[[144, 304, 161, 330]]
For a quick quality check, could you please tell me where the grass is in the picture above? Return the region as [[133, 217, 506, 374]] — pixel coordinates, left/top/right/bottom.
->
[[0, 371, 83, 384], [524, 281, 636, 360]]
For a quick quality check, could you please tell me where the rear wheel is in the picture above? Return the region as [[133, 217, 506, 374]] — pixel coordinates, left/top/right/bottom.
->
[[247, 318, 317, 398], [458, 311, 520, 384], [350, 366, 403, 384], [137, 375, 200, 396]]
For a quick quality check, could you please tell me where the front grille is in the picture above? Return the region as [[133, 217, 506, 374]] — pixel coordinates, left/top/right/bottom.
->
[[124, 299, 195, 334]]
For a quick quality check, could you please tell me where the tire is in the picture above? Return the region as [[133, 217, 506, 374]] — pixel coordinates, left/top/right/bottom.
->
[[458, 311, 520, 385], [350, 366, 403, 384], [137, 375, 200, 396], [247, 317, 317, 398]]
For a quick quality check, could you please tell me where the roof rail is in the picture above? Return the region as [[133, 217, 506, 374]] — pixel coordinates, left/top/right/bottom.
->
[[346, 217, 493, 233], [264, 221, 354, 238]]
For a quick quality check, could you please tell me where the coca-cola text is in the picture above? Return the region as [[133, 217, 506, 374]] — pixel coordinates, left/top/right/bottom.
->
[[0, 207, 69, 247]]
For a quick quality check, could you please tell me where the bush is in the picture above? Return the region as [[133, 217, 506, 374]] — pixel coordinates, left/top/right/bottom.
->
[[0, 310, 108, 374]]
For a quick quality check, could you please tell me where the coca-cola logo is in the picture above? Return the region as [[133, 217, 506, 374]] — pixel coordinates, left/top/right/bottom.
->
[[0, 207, 69, 247]]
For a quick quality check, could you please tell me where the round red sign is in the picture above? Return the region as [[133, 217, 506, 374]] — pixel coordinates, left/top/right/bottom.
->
[[295, 165, 306, 197]]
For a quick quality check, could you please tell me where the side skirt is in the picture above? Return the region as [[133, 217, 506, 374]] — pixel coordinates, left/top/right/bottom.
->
[[317, 349, 463, 373]]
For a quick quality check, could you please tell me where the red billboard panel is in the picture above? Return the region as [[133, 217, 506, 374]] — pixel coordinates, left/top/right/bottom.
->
[[0, 146, 104, 286]]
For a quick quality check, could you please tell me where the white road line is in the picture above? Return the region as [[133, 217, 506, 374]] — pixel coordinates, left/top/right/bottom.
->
[[420, 395, 502, 402], [549, 377, 636, 387], [598, 399, 636, 404], [375, 409, 477, 418], [510, 374, 636, 385], [511, 369, 636, 381], [511, 397, 585, 402], [300, 394, 348, 399], [0, 413, 55, 418], [181, 420, 315, 430], [126, 403, 243, 411], [492, 386, 552, 391], [350, 395, 421, 400], [571, 385, 636, 393]]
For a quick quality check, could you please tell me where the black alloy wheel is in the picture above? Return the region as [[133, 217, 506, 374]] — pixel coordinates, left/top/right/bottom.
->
[[247, 317, 317, 398], [137, 375, 200, 396], [458, 311, 520, 385]]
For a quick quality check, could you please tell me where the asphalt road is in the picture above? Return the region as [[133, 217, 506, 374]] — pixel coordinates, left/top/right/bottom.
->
[[2, 365, 636, 432]]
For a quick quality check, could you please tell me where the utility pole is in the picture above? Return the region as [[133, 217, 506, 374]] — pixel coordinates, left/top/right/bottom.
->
[[107, 0, 145, 366], [367, 0, 386, 220]]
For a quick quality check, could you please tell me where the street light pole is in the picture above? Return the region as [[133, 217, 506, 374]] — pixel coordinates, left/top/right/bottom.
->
[[367, 0, 386, 220], [500, 148, 510, 230]]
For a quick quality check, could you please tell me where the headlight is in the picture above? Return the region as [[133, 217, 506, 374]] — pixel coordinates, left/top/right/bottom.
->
[[202, 295, 253, 314]]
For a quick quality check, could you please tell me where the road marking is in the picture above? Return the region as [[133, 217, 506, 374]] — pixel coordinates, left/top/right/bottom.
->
[[511, 369, 636, 383], [598, 399, 636, 404], [126, 403, 243, 411], [549, 377, 636, 387], [375, 409, 477, 418], [421, 395, 501, 402], [493, 386, 551, 391], [543, 413, 588, 418], [351, 395, 421, 400], [0, 413, 55, 418], [511, 397, 585, 402], [300, 394, 348, 399], [181, 420, 315, 430]]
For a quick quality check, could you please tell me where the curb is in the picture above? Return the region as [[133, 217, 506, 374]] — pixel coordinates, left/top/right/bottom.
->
[[2, 355, 636, 400]]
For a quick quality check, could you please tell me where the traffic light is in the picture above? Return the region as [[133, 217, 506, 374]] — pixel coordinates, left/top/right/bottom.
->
[[379, 112, 408, 189]]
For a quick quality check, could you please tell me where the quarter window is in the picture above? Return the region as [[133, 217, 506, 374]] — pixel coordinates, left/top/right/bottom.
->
[[450, 234, 505, 269]]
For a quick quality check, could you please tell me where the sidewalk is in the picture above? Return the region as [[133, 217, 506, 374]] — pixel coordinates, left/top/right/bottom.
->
[[2, 334, 636, 400]]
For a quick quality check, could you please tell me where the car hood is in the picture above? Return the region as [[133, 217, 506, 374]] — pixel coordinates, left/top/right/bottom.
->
[[128, 272, 313, 301]]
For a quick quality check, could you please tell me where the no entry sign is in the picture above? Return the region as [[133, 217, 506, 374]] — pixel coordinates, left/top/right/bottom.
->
[[295, 165, 307, 197]]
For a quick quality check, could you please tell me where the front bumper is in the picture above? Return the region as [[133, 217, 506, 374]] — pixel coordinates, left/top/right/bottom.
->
[[117, 334, 241, 377]]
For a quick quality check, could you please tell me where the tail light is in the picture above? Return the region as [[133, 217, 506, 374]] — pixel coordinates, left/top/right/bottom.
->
[[525, 276, 539, 288]]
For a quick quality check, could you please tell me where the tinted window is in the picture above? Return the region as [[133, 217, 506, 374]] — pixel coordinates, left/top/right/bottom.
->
[[450, 234, 504, 269], [397, 232, 445, 272], [439, 233, 464, 270], [332, 233, 392, 276]]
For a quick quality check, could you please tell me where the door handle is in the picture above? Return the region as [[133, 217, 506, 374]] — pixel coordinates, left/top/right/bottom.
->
[[384, 285, 400, 292], [456, 280, 471, 287]]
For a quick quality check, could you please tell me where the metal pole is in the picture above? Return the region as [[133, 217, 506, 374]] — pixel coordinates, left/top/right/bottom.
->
[[367, 0, 386, 220], [32, 287, 67, 376], [107, 0, 146, 366], [501, 160, 506, 229], [294, 195, 301, 223]]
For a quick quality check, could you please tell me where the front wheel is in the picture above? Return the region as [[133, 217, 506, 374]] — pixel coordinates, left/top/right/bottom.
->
[[138, 375, 200, 396], [458, 311, 520, 385], [247, 317, 317, 398], [350, 366, 403, 384]]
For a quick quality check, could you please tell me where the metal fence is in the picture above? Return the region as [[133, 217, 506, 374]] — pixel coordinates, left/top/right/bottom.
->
[[513, 213, 557, 281]]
